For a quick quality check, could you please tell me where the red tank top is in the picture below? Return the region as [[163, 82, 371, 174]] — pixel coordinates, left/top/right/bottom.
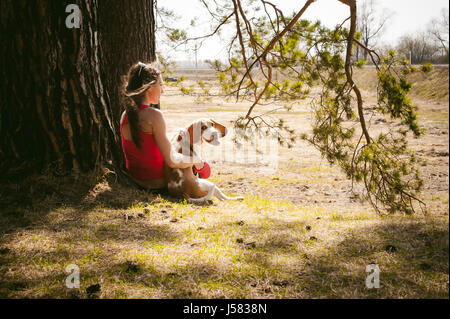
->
[[120, 105, 164, 180]]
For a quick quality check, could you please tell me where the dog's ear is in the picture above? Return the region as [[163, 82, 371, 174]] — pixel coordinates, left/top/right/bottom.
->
[[211, 119, 227, 137]]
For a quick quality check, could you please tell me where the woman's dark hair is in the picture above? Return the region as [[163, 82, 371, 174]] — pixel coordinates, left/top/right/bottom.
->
[[122, 61, 161, 148]]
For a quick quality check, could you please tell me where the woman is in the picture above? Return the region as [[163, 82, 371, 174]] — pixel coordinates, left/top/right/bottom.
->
[[120, 61, 206, 190]]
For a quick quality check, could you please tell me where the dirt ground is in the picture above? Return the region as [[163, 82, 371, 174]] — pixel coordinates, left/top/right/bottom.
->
[[164, 67, 449, 216]]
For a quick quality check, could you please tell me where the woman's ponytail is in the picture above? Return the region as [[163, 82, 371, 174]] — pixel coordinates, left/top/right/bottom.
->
[[124, 96, 141, 148]]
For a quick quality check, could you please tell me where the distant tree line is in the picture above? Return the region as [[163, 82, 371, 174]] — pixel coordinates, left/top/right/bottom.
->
[[357, 2, 449, 65]]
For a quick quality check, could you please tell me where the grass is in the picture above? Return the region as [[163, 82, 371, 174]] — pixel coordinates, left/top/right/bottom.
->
[[352, 65, 449, 102], [0, 168, 448, 299]]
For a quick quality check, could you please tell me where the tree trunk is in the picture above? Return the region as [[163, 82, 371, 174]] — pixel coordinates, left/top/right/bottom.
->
[[98, 0, 157, 124], [0, 0, 156, 177]]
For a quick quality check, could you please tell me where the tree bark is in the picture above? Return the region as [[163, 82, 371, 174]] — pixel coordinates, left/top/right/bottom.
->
[[0, 0, 156, 177], [98, 0, 157, 124]]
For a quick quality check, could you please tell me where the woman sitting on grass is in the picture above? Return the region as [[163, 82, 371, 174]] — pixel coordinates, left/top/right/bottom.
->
[[120, 62, 208, 190]]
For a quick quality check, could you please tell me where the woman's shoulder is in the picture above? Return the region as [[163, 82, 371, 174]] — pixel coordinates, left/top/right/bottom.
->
[[140, 107, 165, 131], [141, 106, 163, 121]]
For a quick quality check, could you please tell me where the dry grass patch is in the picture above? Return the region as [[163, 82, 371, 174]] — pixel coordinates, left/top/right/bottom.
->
[[353, 66, 449, 102]]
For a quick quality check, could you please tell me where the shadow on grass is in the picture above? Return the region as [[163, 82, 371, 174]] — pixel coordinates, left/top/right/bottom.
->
[[0, 172, 448, 298], [0, 171, 182, 235], [0, 246, 223, 298], [0, 171, 196, 298]]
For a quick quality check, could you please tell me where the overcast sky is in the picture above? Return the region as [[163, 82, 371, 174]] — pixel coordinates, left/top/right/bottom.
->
[[157, 0, 449, 62]]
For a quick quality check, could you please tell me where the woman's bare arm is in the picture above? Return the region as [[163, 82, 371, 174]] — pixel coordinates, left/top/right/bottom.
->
[[149, 109, 202, 169]]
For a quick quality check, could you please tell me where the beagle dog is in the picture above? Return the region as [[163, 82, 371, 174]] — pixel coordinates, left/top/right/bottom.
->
[[164, 118, 244, 203]]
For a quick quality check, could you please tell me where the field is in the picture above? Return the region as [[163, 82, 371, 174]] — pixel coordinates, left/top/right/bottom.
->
[[0, 66, 448, 298]]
